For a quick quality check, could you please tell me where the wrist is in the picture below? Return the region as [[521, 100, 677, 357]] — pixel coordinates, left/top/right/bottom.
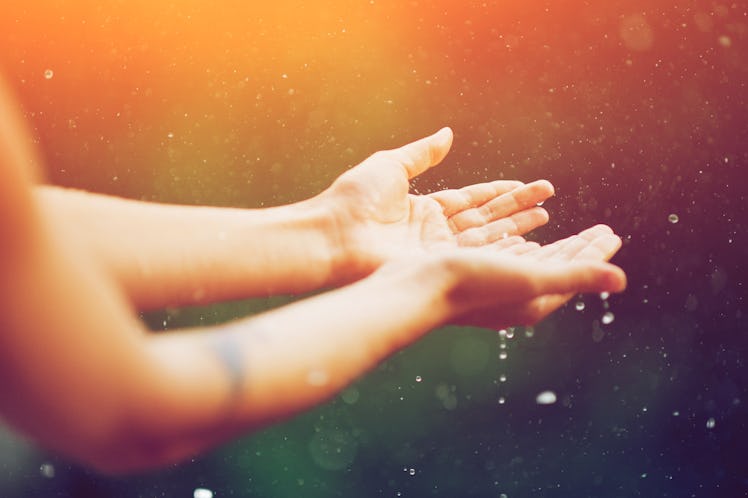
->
[[370, 252, 458, 325], [283, 195, 352, 288], [302, 192, 373, 287]]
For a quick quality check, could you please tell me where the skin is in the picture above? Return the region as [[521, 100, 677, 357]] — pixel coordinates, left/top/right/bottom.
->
[[0, 75, 625, 473]]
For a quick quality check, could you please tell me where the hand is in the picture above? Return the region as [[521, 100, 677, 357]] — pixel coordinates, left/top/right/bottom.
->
[[446, 224, 625, 329], [316, 128, 555, 279]]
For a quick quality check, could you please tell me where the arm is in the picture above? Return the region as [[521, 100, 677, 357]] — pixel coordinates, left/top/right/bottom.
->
[[36, 186, 342, 310], [37, 128, 556, 310], [1, 224, 624, 475]]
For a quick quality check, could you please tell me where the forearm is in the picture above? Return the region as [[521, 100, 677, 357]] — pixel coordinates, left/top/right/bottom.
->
[[132, 257, 453, 470], [36, 186, 345, 309], [2, 212, 451, 473]]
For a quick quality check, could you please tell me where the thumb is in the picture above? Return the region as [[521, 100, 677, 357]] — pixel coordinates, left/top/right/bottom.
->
[[379, 127, 453, 179]]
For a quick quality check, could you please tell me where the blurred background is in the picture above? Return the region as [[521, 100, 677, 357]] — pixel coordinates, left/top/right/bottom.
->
[[1, 1, 746, 496]]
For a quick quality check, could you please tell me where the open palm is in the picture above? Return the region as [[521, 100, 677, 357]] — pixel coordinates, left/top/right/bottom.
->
[[453, 224, 624, 329], [319, 128, 555, 276]]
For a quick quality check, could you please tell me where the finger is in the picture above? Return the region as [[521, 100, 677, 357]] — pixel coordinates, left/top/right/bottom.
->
[[497, 240, 541, 255], [373, 127, 453, 179], [550, 235, 591, 261], [526, 224, 612, 260], [449, 252, 625, 328], [429, 180, 524, 217], [531, 228, 622, 315], [544, 226, 618, 262], [573, 233, 623, 262], [514, 225, 618, 316], [491, 235, 526, 250], [533, 261, 627, 297], [447, 180, 554, 232], [456, 207, 549, 246]]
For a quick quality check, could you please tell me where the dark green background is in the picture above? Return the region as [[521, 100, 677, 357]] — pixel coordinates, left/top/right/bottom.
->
[[1, 1, 746, 496]]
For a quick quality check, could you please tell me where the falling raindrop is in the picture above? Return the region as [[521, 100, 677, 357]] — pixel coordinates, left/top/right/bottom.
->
[[194, 488, 214, 498], [575, 301, 585, 311], [535, 390, 557, 405], [668, 213, 679, 224], [706, 417, 716, 429], [602, 312, 615, 325], [415, 376, 422, 383], [43, 69, 54, 80], [39, 463, 55, 478]]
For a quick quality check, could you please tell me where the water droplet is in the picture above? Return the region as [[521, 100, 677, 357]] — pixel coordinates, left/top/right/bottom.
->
[[415, 376, 422, 383], [718, 35, 732, 47], [599, 292, 610, 300], [536, 200, 544, 206], [40, 463, 55, 478], [575, 301, 585, 311], [499, 351, 508, 360], [499, 342, 507, 349], [499, 374, 507, 382], [706, 417, 716, 429], [500, 493, 508, 498], [602, 312, 615, 325], [672, 411, 679, 417], [194, 489, 214, 498], [43, 69, 54, 80], [498, 329, 507, 338], [167, 132, 174, 139], [668, 213, 679, 224], [505, 328, 515, 339], [535, 390, 557, 405], [408, 468, 416, 476], [524, 327, 534, 338], [498, 397, 506, 405]]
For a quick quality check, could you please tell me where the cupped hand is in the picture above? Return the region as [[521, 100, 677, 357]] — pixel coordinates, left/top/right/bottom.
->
[[318, 128, 555, 278], [450, 224, 626, 330]]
